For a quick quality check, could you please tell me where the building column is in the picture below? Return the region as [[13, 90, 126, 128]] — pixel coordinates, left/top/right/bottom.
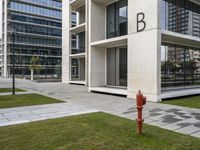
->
[[88, 1, 107, 88], [127, 0, 162, 102], [62, 0, 70, 83]]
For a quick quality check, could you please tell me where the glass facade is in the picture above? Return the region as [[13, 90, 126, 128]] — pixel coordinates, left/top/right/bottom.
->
[[21, 0, 62, 8], [71, 58, 85, 81], [71, 32, 85, 54], [69, 2, 86, 82], [107, 0, 128, 39], [161, 43, 200, 90], [10, 22, 61, 36], [9, 1, 61, 18], [161, 0, 200, 38], [11, 35, 61, 47], [107, 46, 127, 87], [6, 0, 62, 79], [0, 41, 2, 76], [161, 0, 200, 90], [10, 13, 62, 28], [71, 12, 77, 27]]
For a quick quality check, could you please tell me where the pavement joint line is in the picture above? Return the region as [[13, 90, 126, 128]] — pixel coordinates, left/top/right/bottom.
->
[[190, 130, 200, 135], [0, 78, 200, 138]]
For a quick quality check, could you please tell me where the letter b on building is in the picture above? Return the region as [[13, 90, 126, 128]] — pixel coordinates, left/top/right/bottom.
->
[[137, 13, 146, 32]]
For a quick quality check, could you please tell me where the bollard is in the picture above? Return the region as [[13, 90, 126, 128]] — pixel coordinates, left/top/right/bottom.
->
[[136, 90, 146, 135]]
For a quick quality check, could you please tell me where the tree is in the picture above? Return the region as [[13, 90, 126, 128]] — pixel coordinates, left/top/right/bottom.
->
[[161, 60, 176, 75], [29, 56, 42, 80]]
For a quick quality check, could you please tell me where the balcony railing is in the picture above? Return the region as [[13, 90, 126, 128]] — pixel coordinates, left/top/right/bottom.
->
[[71, 47, 85, 54]]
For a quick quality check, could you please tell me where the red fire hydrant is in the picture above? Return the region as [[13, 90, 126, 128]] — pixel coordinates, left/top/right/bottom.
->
[[136, 90, 146, 135]]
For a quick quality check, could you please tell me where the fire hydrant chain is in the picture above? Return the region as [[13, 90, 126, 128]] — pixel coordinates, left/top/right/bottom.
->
[[136, 90, 146, 135]]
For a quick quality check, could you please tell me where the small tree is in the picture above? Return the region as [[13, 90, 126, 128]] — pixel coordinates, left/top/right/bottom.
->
[[29, 56, 42, 80]]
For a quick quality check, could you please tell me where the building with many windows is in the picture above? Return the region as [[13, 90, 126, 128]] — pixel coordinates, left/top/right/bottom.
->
[[164, 1, 200, 38], [62, 0, 87, 85], [63, 0, 200, 102], [0, 1, 2, 76], [0, 0, 62, 79], [0, 40, 2, 76]]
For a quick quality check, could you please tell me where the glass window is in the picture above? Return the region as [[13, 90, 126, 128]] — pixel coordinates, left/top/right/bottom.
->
[[107, 0, 128, 39], [71, 12, 77, 27], [119, 0, 128, 36], [10, 13, 61, 28], [107, 46, 127, 87], [9, 2, 62, 18], [107, 3, 116, 39], [161, 0, 200, 38], [71, 58, 85, 81], [161, 43, 200, 90], [21, 0, 61, 9], [71, 32, 85, 54]]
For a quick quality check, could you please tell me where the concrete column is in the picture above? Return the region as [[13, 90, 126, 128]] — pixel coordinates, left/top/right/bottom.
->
[[127, 0, 162, 102], [88, 0, 106, 88], [62, 0, 70, 83], [85, 0, 89, 86], [31, 69, 34, 81], [89, 1, 106, 42], [89, 47, 106, 87]]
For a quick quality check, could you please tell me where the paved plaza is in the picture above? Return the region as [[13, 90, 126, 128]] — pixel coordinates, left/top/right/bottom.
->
[[0, 77, 200, 138]]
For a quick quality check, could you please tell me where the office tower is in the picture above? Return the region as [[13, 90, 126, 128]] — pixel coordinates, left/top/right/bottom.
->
[[0, 0, 62, 79]]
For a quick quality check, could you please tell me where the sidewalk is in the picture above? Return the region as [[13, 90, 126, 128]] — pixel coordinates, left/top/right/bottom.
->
[[0, 77, 200, 138], [0, 102, 99, 127]]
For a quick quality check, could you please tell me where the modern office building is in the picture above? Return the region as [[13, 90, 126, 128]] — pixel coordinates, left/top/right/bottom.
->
[[0, 0, 62, 79], [0, 1, 2, 76], [0, 40, 2, 76], [62, 0, 200, 102], [62, 0, 87, 85]]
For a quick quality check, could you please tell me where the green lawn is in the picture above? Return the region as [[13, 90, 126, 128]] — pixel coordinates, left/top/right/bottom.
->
[[162, 95, 200, 109], [0, 88, 25, 93], [0, 112, 199, 150], [0, 94, 63, 109]]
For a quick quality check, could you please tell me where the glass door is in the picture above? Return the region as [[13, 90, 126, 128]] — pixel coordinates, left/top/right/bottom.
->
[[107, 46, 127, 87]]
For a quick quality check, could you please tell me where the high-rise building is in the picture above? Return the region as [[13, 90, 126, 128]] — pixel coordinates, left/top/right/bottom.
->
[[162, 0, 200, 89], [63, 0, 200, 102], [168, 1, 200, 38], [0, 40, 2, 76], [0, 1, 2, 76], [0, 0, 62, 79]]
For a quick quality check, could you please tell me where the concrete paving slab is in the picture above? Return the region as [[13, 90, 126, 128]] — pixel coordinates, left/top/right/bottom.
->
[[0, 77, 199, 138], [191, 131, 200, 138]]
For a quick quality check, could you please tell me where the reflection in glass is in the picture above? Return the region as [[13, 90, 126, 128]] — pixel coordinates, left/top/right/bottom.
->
[[71, 32, 85, 54], [119, 0, 128, 36], [11, 13, 62, 28], [71, 58, 85, 81], [107, 4, 115, 38], [161, 0, 200, 38], [107, 46, 127, 87], [71, 12, 77, 27], [161, 43, 200, 90], [6, 0, 62, 78], [9, 1, 62, 18], [107, 0, 128, 39]]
